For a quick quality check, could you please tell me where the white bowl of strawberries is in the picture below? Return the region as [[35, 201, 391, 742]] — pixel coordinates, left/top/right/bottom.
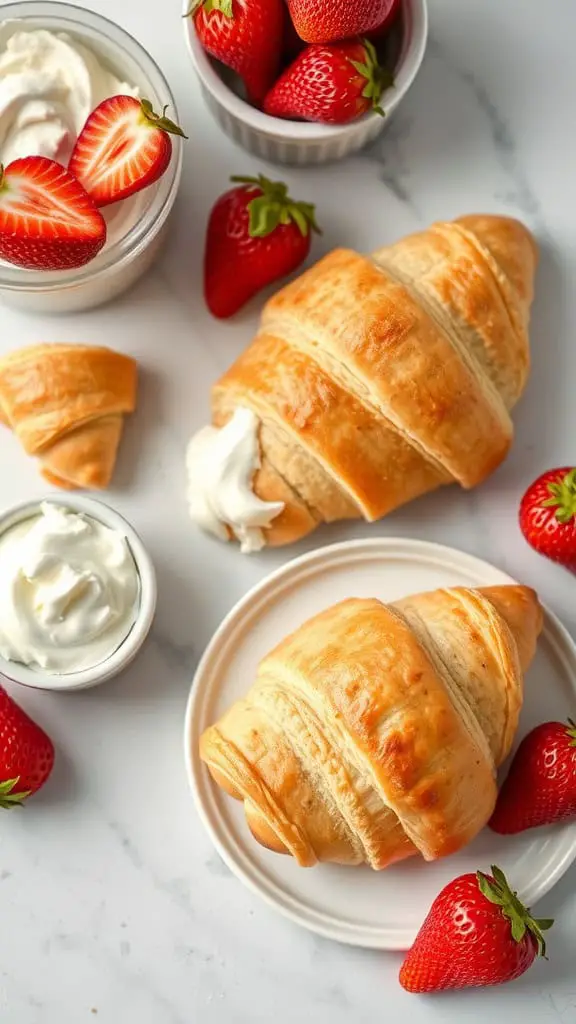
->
[[183, 0, 428, 166]]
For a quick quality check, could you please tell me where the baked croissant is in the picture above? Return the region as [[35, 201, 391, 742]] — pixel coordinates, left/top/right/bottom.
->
[[212, 214, 538, 547], [200, 584, 543, 869], [0, 343, 137, 489]]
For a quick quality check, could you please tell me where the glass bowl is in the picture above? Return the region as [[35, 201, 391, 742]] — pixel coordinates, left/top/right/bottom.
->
[[0, 1, 183, 314]]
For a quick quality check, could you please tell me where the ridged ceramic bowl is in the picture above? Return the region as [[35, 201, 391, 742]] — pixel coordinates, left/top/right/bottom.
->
[[183, 0, 428, 166]]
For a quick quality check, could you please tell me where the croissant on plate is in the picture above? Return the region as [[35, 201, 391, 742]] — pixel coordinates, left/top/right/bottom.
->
[[0, 343, 137, 489], [211, 214, 538, 547], [200, 584, 543, 869]]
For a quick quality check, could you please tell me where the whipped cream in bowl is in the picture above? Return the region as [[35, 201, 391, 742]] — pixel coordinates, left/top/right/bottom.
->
[[0, 496, 157, 691], [0, 2, 183, 314], [0, 22, 137, 166], [186, 407, 285, 554]]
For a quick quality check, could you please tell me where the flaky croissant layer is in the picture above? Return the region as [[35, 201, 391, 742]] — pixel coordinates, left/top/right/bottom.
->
[[200, 584, 543, 870], [212, 214, 537, 547], [0, 343, 137, 489]]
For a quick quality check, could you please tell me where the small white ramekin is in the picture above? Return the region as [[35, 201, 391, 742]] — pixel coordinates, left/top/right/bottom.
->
[[183, 0, 428, 166], [0, 496, 157, 692], [0, 1, 183, 315]]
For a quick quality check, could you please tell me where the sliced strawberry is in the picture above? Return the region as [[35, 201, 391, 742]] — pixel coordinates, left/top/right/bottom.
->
[[69, 96, 186, 208], [0, 156, 107, 271]]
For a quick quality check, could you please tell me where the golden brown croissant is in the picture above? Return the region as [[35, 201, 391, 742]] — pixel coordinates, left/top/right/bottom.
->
[[0, 343, 137, 489], [200, 584, 543, 869], [212, 214, 538, 547]]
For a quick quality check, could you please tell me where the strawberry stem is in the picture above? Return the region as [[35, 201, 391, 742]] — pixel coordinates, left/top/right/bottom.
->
[[139, 100, 188, 139], [476, 865, 553, 958], [566, 718, 576, 746], [349, 38, 395, 117], [185, 0, 233, 17], [0, 777, 31, 809], [230, 174, 321, 239], [542, 468, 576, 524]]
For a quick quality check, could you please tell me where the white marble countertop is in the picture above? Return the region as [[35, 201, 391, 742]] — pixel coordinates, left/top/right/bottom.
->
[[1, 0, 575, 1020]]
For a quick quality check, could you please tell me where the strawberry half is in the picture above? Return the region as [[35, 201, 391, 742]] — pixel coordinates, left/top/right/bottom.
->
[[399, 865, 553, 993], [0, 156, 107, 271], [0, 686, 55, 807], [204, 173, 320, 318], [69, 96, 186, 208], [490, 720, 576, 834]]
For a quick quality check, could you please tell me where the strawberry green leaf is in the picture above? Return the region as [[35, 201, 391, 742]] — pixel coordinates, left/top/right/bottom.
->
[[542, 468, 576, 523], [0, 777, 31, 809], [140, 100, 188, 139], [185, 0, 233, 17], [230, 174, 321, 239], [477, 866, 553, 958], [349, 39, 395, 117], [566, 718, 576, 746], [535, 919, 555, 931]]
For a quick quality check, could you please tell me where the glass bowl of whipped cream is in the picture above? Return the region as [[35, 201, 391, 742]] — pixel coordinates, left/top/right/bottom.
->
[[0, 1, 183, 314], [0, 496, 157, 691]]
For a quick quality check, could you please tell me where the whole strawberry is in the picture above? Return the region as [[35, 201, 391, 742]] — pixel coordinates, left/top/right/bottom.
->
[[490, 720, 576, 834], [188, 0, 284, 105], [399, 866, 553, 993], [0, 686, 55, 807], [263, 38, 393, 124], [519, 467, 576, 571], [366, 0, 401, 40], [287, 0, 398, 43], [204, 173, 320, 318]]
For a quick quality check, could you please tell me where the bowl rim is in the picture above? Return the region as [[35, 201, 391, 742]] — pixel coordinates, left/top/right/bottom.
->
[[0, 495, 157, 691], [182, 0, 428, 141]]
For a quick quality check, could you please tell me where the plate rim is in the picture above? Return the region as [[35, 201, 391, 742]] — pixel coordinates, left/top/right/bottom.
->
[[184, 537, 576, 949]]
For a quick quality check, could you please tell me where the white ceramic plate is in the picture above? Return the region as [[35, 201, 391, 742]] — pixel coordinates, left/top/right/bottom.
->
[[185, 538, 576, 949]]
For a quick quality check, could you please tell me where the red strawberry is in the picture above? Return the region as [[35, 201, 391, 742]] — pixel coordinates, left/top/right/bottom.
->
[[490, 720, 576, 834], [204, 173, 320, 318], [366, 0, 401, 40], [263, 38, 393, 124], [287, 0, 398, 43], [519, 467, 576, 571], [399, 866, 553, 993], [0, 156, 106, 271], [69, 96, 186, 208], [0, 686, 55, 807], [188, 0, 284, 105]]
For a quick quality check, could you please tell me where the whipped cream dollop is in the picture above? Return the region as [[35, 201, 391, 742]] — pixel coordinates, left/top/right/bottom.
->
[[0, 22, 137, 165], [0, 503, 140, 674], [186, 407, 285, 554]]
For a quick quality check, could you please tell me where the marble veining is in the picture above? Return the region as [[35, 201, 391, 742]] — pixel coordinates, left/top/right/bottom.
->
[[0, 0, 575, 1022]]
